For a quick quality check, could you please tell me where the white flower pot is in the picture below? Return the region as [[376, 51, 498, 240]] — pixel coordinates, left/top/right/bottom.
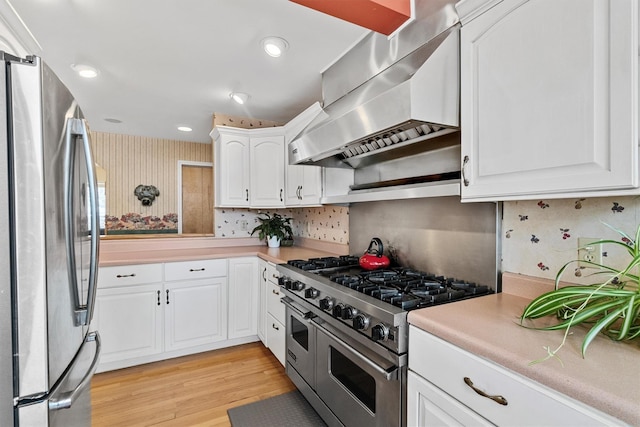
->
[[267, 236, 281, 248]]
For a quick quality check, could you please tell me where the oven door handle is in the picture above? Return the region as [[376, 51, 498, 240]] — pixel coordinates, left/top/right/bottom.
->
[[313, 319, 399, 381], [281, 297, 314, 320]]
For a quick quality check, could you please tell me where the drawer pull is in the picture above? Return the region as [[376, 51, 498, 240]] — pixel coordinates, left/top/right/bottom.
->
[[157, 290, 161, 306], [272, 324, 279, 331], [272, 289, 280, 295], [463, 377, 508, 406], [116, 273, 136, 278], [189, 268, 206, 272]]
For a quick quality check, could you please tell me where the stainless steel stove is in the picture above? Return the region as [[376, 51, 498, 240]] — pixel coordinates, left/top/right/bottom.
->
[[277, 256, 493, 427]]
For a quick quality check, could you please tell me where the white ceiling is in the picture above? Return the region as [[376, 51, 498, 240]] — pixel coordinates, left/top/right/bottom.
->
[[9, 0, 368, 143]]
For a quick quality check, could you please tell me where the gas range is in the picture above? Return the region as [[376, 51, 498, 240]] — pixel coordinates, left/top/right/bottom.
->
[[277, 255, 492, 355]]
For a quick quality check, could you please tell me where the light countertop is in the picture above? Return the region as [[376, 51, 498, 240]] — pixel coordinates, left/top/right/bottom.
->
[[407, 272, 640, 426], [98, 236, 349, 267]]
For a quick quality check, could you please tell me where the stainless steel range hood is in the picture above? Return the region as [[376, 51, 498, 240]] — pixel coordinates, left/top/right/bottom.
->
[[289, 0, 461, 170]]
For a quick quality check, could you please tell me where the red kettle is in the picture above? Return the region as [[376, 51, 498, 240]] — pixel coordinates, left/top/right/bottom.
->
[[359, 237, 391, 270]]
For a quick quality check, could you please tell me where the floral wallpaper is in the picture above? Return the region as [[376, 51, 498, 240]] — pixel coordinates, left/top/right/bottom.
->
[[502, 195, 639, 284], [214, 206, 349, 244], [105, 213, 178, 234]]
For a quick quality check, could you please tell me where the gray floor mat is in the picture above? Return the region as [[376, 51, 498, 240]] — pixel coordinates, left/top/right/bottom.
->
[[227, 390, 328, 427]]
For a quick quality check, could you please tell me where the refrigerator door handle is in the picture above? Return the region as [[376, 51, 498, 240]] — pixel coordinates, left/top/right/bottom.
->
[[65, 118, 100, 327], [49, 331, 101, 411]]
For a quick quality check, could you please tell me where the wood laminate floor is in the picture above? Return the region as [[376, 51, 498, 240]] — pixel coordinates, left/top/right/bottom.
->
[[91, 342, 296, 427]]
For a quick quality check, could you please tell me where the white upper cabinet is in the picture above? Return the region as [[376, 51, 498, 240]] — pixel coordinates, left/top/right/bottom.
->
[[284, 103, 324, 206], [213, 127, 250, 207], [213, 126, 285, 208], [459, 0, 639, 201], [212, 104, 324, 208], [285, 152, 322, 206], [250, 132, 285, 208]]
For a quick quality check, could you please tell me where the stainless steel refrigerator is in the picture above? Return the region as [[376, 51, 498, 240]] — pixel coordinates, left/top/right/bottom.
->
[[0, 52, 101, 426]]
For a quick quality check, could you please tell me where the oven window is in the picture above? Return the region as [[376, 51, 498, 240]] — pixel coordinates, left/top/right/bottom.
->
[[291, 316, 308, 350], [329, 346, 376, 413]]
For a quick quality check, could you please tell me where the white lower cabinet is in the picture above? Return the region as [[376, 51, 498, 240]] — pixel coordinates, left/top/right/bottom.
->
[[408, 370, 493, 427], [93, 283, 163, 365], [408, 326, 623, 426], [257, 259, 268, 344], [95, 258, 263, 372], [265, 262, 285, 366], [266, 313, 285, 366], [227, 257, 259, 339], [164, 277, 227, 352]]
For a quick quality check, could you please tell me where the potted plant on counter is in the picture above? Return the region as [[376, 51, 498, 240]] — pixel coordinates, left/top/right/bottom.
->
[[250, 213, 293, 248], [520, 223, 640, 363]]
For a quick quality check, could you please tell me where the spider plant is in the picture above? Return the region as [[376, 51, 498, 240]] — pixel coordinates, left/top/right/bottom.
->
[[520, 223, 640, 363]]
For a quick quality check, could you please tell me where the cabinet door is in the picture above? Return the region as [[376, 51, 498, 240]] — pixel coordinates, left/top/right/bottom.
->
[[164, 278, 228, 351], [266, 314, 285, 366], [250, 135, 285, 207], [93, 284, 163, 365], [285, 164, 304, 206], [461, 0, 639, 200], [228, 257, 259, 339], [215, 129, 250, 207], [408, 371, 493, 427], [257, 259, 268, 345], [287, 164, 322, 206], [300, 165, 322, 205]]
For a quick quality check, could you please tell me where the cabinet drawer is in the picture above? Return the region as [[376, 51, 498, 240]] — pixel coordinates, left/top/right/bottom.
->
[[164, 259, 227, 281], [266, 262, 280, 285], [267, 281, 285, 323], [266, 313, 285, 366], [98, 264, 163, 288], [409, 326, 620, 426]]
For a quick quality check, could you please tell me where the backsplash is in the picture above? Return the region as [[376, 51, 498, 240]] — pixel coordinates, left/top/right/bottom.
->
[[214, 206, 349, 244], [502, 195, 639, 284]]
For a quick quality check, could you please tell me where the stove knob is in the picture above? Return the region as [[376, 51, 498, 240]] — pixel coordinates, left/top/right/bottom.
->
[[281, 278, 293, 289], [353, 314, 370, 331], [332, 303, 345, 318], [319, 297, 334, 311], [371, 324, 389, 341], [341, 306, 357, 320], [304, 288, 319, 299], [292, 280, 305, 291]]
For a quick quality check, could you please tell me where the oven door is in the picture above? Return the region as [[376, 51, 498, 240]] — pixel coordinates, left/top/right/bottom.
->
[[315, 321, 404, 427], [283, 298, 316, 389]]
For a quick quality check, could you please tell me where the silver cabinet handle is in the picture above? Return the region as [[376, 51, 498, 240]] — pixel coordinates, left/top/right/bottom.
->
[[463, 377, 508, 406], [272, 289, 280, 295], [462, 155, 470, 187], [64, 118, 99, 327], [49, 332, 101, 410]]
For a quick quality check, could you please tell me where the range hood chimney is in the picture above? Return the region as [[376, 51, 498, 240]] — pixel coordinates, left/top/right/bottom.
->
[[289, 0, 461, 170]]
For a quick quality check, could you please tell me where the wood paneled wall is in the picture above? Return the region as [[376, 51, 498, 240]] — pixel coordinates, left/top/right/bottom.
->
[[90, 131, 212, 218]]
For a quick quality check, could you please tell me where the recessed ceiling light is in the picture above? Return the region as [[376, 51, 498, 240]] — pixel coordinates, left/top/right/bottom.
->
[[177, 126, 192, 132], [71, 64, 99, 78], [261, 37, 289, 58], [104, 118, 122, 123], [229, 92, 249, 105]]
